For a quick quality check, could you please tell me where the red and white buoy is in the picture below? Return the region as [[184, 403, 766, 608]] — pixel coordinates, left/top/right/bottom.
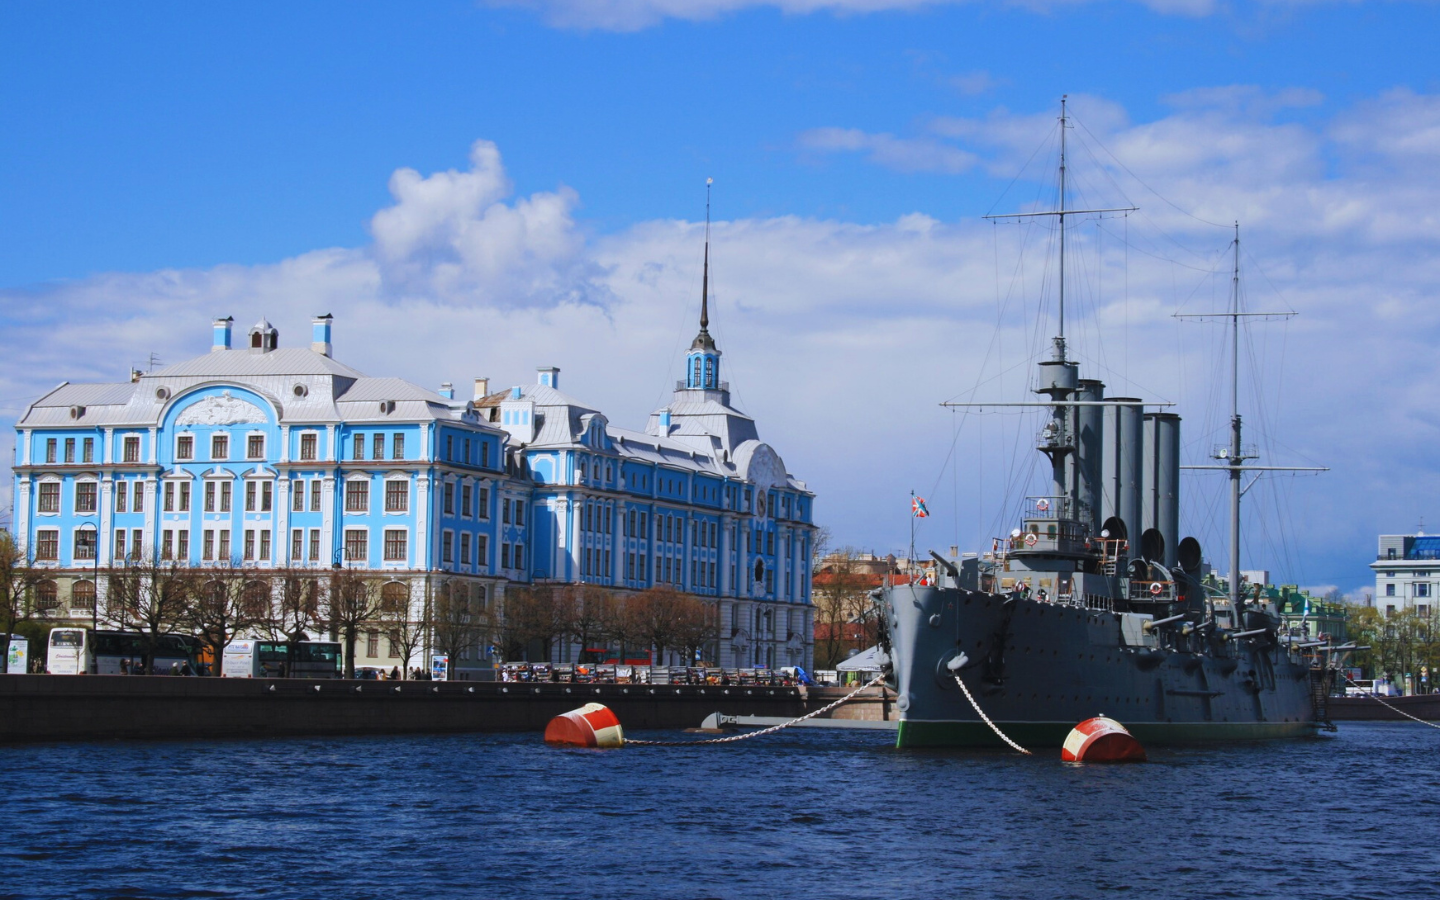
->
[[544, 702, 626, 749], [1061, 716, 1146, 762]]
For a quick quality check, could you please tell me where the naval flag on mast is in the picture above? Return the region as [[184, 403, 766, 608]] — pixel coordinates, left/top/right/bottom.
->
[[912, 496, 930, 518]]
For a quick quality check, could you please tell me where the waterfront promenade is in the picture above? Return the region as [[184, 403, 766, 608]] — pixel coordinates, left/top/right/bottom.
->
[[0, 674, 840, 744]]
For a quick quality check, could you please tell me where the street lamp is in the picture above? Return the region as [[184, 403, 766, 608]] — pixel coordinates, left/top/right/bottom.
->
[[75, 521, 100, 674]]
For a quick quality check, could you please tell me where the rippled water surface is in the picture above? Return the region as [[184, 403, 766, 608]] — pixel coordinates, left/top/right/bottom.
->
[[1, 722, 1436, 899]]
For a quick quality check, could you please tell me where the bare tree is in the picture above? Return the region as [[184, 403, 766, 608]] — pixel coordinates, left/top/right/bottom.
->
[[811, 547, 872, 668], [500, 585, 568, 662], [607, 591, 650, 665], [261, 566, 323, 644], [381, 579, 426, 678], [0, 531, 49, 671], [432, 579, 489, 676], [564, 584, 612, 661], [320, 568, 382, 679], [103, 553, 192, 673], [185, 562, 264, 676], [633, 585, 685, 666], [672, 594, 719, 666]]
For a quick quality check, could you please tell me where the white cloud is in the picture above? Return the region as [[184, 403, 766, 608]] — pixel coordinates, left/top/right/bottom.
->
[[949, 70, 1001, 96], [6, 89, 1440, 592], [369, 139, 598, 307], [797, 127, 979, 173], [484, 0, 1258, 31]]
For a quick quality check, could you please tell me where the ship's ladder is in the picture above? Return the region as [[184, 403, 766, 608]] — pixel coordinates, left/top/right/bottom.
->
[[1309, 667, 1336, 732]]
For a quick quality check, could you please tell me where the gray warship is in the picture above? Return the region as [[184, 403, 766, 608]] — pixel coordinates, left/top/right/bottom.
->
[[878, 99, 1335, 749]]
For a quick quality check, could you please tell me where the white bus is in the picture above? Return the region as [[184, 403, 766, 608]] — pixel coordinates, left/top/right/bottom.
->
[[222, 640, 342, 678], [47, 628, 197, 675]]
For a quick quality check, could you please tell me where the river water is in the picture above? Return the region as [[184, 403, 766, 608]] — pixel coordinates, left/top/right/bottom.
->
[[0, 721, 1434, 899]]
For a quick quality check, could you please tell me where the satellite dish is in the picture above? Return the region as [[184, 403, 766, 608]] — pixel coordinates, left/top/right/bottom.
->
[[1140, 528, 1165, 563], [1178, 537, 1203, 574]]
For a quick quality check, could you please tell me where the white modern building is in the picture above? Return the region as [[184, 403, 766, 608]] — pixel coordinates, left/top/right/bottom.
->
[[1369, 533, 1440, 617]]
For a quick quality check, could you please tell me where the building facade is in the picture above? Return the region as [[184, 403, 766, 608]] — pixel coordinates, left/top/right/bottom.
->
[[1370, 533, 1440, 617], [12, 305, 816, 671]]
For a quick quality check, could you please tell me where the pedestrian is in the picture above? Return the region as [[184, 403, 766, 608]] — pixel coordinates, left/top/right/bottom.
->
[[390, 666, 401, 680], [119, 658, 129, 675]]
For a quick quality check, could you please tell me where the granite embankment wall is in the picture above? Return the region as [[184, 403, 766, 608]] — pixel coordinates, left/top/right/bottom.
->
[[0, 675, 813, 744]]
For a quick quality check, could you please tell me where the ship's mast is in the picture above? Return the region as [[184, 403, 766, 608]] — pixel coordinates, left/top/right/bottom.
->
[[973, 97, 1138, 527], [1056, 96, 1068, 362], [1179, 226, 1320, 624], [1227, 224, 1245, 616]]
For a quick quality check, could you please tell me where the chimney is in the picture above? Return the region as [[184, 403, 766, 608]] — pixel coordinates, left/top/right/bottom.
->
[[212, 316, 233, 352], [311, 314, 333, 357], [439, 382, 455, 400], [473, 377, 490, 400], [130, 368, 142, 383], [659, 409, 672, 432], [537, 366, 559, 389]]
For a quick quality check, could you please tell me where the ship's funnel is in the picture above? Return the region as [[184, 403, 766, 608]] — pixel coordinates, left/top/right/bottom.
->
[[1074, 379, 1105, 534], [1101, 399, 1144, 553], [1142, 412, 1181, 568]]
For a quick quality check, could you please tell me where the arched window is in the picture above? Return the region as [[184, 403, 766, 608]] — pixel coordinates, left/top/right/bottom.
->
[[692, 357, 702, 386], [35, 581, 58, 611], [71, 580, 96, 611], [704, 357, 715, 387], [753, 559, 765, 584], [242, 581, 272, 618], [381, 581, 409, 615]]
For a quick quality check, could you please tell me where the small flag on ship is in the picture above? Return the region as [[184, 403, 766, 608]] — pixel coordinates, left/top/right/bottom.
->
[[912, 496, 929, 518]]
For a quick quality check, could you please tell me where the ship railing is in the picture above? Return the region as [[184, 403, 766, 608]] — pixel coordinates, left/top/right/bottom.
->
[[1128, 579, 1176, 602], [1088, 538, 1128, 573], [1023, 496, 1075, 520]]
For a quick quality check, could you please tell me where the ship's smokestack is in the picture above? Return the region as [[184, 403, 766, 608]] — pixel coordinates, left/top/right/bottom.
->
[[1074, 378, 1105, 534], [1102, 399, 1144, 554], [1143, 412, 1182, 568]]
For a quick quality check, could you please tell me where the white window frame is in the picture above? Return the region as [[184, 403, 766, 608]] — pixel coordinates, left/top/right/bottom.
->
[[344, 477, 370, 514], [35, 477, 62, 516], [383, 477, 410, 515]]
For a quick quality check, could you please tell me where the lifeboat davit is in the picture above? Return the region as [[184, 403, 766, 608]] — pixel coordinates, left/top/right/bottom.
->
[[544, 702, 626, 748], [1061, 716, 1146, 762]]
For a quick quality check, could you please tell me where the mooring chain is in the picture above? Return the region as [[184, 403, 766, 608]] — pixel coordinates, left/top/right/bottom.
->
[[1342, 672, 1440, 731], [953, 674, 1032, 755], [626, 675, 888, 746]]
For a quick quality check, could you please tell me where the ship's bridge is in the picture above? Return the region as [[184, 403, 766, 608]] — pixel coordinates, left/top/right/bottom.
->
[[1006, 496, 1092, 557]]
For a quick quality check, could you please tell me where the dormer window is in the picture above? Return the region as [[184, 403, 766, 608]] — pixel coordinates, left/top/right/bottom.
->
[[248, 317, 278, 354]]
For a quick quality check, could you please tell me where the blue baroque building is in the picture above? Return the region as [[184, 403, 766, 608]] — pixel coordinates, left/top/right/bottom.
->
[[12, 302, 817, 671]]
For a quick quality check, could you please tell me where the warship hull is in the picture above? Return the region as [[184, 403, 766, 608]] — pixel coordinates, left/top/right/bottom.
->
[[883, 583, 1319, 749]]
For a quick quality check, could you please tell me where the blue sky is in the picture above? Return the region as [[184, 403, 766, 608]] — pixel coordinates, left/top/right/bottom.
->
[[4, 0, 1440, 595]]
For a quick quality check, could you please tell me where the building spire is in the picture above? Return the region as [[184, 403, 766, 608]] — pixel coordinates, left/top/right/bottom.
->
[[685, 178, 721, 390], [700, 177, 712, 333]]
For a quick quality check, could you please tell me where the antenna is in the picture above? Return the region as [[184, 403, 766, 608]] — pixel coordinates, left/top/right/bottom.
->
[[984, 96, 1136, 363]]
